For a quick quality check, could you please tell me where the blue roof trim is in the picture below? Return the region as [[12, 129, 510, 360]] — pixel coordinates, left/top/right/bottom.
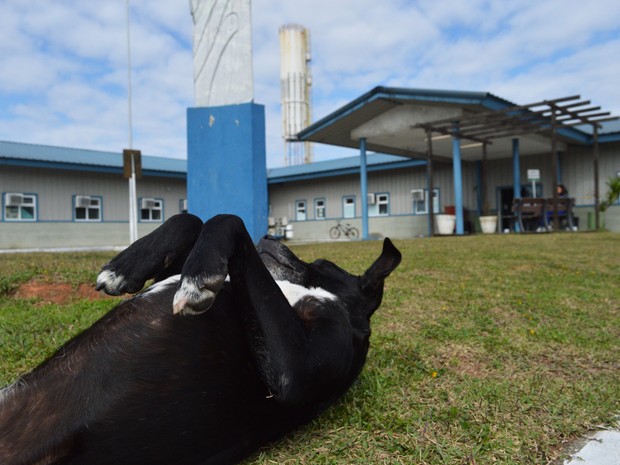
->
[[0, 140, 186, 174], [297, 86, 513, 140], [0, 158, 187, 179], [573, 120, 620, 143], [599, 133, 620, 144], [297, 86, 597, 145], [268, 153, 426, 183]]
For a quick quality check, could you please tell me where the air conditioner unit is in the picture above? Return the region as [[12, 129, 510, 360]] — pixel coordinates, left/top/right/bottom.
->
[[141, 198, 157, 209], [6, 193, 24, 206], [367, 193, 376, 205], [75, 196, 92, 208], [411, 189, 425, 201]]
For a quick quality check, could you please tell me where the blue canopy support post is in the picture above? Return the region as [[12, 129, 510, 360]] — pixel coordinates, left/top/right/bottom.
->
[[512, 138, 521, 199], [425, 128, 435, 237], [512, 138, 521, 233], [360, 137, 369, 240], [451, 122, 464, 235]]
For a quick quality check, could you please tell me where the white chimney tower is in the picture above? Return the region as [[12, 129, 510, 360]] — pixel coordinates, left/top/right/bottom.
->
[[279, 24, 313, 165]]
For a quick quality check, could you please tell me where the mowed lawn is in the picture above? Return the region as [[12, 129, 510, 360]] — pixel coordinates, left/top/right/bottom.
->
[[1, 232, 619, 464]]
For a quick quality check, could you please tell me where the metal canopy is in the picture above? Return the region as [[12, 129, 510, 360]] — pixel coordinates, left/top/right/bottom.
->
[[297, 88, 615, 163], [415, 95, 619, 233]]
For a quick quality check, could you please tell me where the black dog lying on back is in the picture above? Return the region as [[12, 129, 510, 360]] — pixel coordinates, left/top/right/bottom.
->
[[0, 214, 401, 465]]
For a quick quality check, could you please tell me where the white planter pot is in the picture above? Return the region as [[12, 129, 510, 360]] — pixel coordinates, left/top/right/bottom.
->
[[479, 215, 498, 234], [435, 214, 456, 235], [285, 224, 294, 239]]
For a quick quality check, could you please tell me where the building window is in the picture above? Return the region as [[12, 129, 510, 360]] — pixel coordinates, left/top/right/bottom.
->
[[369, 193, 389, 217], [343, 196, 355, 219], [140, 198, 163, 222], [413, 188, 440, 215], [314, 198, 326, 220], [74, 195, 102, 222], [4, 193, 37, 221], [295, 200, 307, 221]]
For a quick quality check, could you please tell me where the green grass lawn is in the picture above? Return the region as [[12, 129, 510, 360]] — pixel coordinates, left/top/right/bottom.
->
[[1, 233, 619, 464]]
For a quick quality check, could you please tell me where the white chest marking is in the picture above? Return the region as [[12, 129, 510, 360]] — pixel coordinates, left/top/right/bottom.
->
[[275, 280, 337, 306], [143, 274, 181, 296], [142, 275, 336, 308]]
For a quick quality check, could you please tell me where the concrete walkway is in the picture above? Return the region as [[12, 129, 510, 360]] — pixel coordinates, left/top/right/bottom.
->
[[0, 246, 125, 254], [564, 424, 620, 465]]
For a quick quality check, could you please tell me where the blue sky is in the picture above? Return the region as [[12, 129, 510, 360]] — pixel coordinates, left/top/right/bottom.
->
[[0, 0, 619, 167]]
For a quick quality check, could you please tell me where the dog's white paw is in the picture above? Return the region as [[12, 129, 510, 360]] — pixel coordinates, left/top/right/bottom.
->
[[172, 275, 223, 315], [96, 269, 126, 295]]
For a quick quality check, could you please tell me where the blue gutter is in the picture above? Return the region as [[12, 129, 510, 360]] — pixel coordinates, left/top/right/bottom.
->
[[268, 159, 426, 184], [598, 132, 620, 144], [0, 158, 186, 179]]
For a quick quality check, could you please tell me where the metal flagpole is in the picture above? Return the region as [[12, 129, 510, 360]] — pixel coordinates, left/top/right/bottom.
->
[[126, 0, 138, 243]]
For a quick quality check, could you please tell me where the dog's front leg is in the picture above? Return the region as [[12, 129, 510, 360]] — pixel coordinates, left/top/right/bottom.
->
[[173, 215, 351, 404], [97, 213, 204, 295]]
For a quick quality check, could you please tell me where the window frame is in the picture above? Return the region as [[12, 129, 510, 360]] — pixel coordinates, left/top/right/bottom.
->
[[139, 197, 164, 223], [314, 198, 326, 220], [342, 195, 356, 219], [73, 195, 103, 222], [413, 188, 440, 215], [369, 192, 390, 217], [3, 192, 38, 222], [295, 199, 307, 221]]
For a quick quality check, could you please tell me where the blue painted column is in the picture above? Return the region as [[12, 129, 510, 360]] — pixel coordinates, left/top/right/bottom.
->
[[360, 138, 369, 240], [451, 123, 464, 235], [187, 103, 268, 243], [512, 138, 521, 199]]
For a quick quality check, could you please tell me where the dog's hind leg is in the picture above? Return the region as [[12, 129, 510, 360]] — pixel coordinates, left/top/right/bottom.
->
[[97, 213, 204, 295]]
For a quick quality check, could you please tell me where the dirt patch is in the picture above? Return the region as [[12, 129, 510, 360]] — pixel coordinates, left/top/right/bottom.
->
[[14, 280, 116, 305]]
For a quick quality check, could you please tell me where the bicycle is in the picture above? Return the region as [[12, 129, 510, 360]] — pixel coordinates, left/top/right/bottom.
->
[[329, 220, 359, 240]]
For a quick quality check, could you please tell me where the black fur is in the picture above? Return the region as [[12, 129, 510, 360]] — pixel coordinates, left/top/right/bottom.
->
[[0, 214, 401, 465]]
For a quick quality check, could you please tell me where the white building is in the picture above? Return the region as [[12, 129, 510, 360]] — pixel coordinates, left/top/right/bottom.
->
[[1, 87, 619, 249]]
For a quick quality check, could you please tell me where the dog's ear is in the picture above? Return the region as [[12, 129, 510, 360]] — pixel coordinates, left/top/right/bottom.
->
[[361, 238, 402, 292]]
